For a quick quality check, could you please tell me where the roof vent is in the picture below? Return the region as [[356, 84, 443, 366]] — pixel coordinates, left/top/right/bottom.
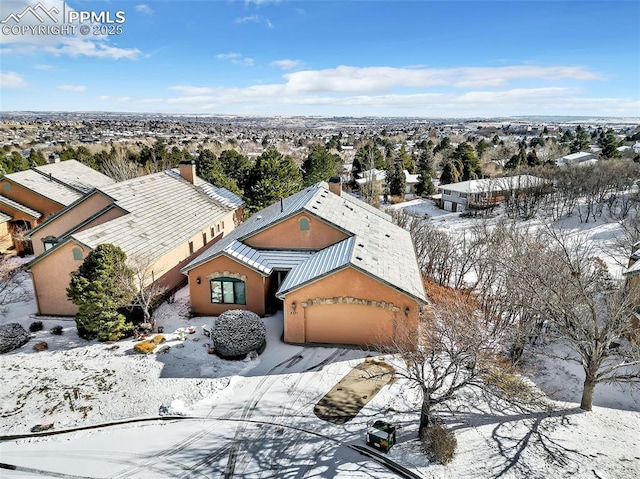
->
[[385, 233, 391, 238], [358, 243, 364, 247], [355, 256, 363, 261], [257, 215, 263, 220]]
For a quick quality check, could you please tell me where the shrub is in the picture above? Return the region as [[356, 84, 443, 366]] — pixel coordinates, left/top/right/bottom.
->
[[421, 423, 457, 465], [134, 340, 156, 354], [152, 334, 165, 344], [50, 325, 64, 335], [211, 310, 266, 358], [29, 321, 44, 333]]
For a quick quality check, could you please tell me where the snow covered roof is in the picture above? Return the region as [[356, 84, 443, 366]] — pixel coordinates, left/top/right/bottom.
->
[[183, 183, 426, 303], [5, 160, 115, 206], [438, 175, 547, 194]]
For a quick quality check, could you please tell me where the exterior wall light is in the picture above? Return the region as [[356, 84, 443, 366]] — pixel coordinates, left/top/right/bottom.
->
[[405, 307, 410, 316], [291, 301, 297, 312], [196, 277, 201, 284]]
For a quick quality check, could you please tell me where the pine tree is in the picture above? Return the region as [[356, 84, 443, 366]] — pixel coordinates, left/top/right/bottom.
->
[[386, 160, 406, 198], [353, 142, 384, 176], [440, 161, 461, 185], [245, 148, 303, 211], [415, 148, 436, 196], [302, 145, 341, 186], [67, 244, 135, 341], [570, 125, 590, 153]]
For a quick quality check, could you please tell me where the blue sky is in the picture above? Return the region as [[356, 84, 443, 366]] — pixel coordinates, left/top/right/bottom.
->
[[1, 0, 639, 117]]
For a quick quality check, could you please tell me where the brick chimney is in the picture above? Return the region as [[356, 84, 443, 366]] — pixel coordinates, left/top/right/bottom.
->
[[328, 176, 342, 196], [179, 160, 196, 185]]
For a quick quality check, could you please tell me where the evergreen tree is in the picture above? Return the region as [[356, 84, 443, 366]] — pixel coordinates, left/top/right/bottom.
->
[[415, 148, 436, 196], [475, 139, 489, 160], [353, 142, 384, 176], [67, 244, 135, 341], [28, 148, 46, 167], [386, 160, 406, 198], [600, 130, 621, 159], [219, 149, 252, 189], [302, 145, 341, 186], [452, 142, 481, 180], [399, 144, 415, 173], [440, 161, 461, 185], [505, 147, 527, 170], [570, 125, 590, 153], [196, 150, 241, 194], [245, 148, 303, 211]]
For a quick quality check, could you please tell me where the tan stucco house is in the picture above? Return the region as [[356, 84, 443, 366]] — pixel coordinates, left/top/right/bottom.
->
[[0, 160, 115, 252], [182, 179, 427, 346], [26, 163, 243, 316]]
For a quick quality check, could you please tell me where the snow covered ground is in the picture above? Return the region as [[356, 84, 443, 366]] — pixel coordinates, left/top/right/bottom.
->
[[0, 202, 639, 478]]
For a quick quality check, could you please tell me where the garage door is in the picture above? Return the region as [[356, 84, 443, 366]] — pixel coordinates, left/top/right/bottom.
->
[[304, 303, 395, 345]]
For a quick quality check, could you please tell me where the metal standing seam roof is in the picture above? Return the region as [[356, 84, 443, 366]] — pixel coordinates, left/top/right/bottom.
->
[[5, 160, 115, 206], [183, 182, 427, 303], [0, 194, 42, 219], [70, 171, 236, 260], [276, 237, 354, 295]]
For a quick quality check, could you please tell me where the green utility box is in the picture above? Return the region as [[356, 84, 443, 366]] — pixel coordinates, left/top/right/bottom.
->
[[365, 420, 396, 453]]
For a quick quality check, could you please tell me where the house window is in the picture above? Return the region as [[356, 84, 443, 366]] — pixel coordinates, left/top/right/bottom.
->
[[210, 227, 215, 237], [221, 220, 225, 230], [72, 247, 83, 261], [202, 232, 207, 244], [3, 182, 10, 193], [216, 223, 220, 233], [188, 241, 194, 254], [210, 277, 246, 305], [43, 237, 57, 251], [299, 217, 310, 231]]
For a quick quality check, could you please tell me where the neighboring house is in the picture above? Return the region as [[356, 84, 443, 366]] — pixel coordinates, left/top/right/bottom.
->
[[355, 168, 387, 190], [356, 169, 419, 199], [26, 162, 243, 316], [181, 178, 427, 346], [0, 160, 115, 252], [632, 143, 640, 154], [622, 242, 640, 340], [405, 171, 420, 196], [555, 151, 598, 167], [438, 175, 547, 212]]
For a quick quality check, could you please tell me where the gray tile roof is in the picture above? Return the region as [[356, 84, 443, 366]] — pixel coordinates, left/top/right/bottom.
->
[[183, 182, 427, 303], [165, 169, 244, 209], [71, 171, 236, 260], [0, 194, 42, 219], [6, 160, 115, 206]]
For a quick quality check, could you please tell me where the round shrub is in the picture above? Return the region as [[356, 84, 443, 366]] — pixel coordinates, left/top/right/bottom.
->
[[0, 323, 30, 354], [50, 325, 64, 336], [152, 334, 166, 344], [134, 340, 156, 354], [29, 321, 44, 333], [211, 310, 266, 359], [421, 423, 457, 465]]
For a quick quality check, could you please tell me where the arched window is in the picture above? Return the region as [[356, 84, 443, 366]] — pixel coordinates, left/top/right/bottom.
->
[[299, 217, 310, 231], [210, 277, 246, 305], [72, 247, 83, 261]]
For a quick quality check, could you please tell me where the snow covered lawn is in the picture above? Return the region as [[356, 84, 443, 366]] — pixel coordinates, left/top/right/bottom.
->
[[1, 210, 639, 478]]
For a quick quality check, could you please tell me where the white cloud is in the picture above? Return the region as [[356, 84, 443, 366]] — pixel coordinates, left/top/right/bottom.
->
[[162, 63, 630, 116], [0, 71, 27, 88], [265, 19, 273, 29], [235, 15, 260, 24], [244, 0, 282, 5], [215, 52, 254, 66], [97, 95, 111, 100], [33, 64, 54, 70], [44, 37, 142, 60], [270, 59, 301, 70], [117, 97, 131, 102], [58, 84, 86, 92], [135, 4, 154, 15]]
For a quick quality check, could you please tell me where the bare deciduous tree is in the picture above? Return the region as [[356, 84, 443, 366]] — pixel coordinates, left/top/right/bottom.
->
[[510, 227, 640, 410], [0, 257, 30, 314], [126, 253, 167, 325]]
